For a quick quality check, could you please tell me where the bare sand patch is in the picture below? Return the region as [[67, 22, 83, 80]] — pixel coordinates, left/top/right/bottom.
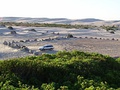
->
[[1, 26, 120, 60]]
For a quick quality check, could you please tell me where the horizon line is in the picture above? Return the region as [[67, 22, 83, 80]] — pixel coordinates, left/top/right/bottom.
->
[[0, 16, 120, 21]]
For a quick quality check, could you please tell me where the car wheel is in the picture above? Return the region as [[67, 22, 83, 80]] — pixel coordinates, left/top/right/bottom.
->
[[50, 48, 53, 50], [40, 49, 44, 51]]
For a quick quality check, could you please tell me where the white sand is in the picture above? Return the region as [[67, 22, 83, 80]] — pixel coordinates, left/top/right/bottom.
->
[[0, 26, 120, 60]]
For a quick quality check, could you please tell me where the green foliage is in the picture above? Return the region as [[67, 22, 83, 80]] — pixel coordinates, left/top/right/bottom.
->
[[110, 31, 115, 34], [8, 26, 13, 30], [0, 51, 120, 89], [0, 22, 97, 29], [116, 58, 120, 63], [41, 82, 56, 90], [101, 25, 118, 32], [0, 80, 39, 90]]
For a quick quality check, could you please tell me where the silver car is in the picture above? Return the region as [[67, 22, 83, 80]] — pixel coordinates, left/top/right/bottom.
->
[[39, 44, 54, 51]]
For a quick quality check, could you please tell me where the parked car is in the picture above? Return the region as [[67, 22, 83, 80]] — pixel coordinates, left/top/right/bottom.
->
[[39, 44, 54, 51]]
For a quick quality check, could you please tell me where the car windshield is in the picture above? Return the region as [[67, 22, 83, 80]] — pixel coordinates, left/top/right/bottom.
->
[[44, 45, 53, 47]]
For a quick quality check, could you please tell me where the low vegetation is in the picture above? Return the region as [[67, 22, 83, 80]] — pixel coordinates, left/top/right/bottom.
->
[[28, 29, 37, 32], [1, 22, 120, 34], [0, 22, 98, 29], [101, 25, 118, 31], [101, 25, 119, 34], [8, 26, 14, 30], [0, 51, 120, 89]]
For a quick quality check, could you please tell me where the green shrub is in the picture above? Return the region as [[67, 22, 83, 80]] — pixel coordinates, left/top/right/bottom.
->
[[8, 26, 13, 30], [28, 29, 36, 32], [0, 51, 119, 89], [110, 31, 115, 34]]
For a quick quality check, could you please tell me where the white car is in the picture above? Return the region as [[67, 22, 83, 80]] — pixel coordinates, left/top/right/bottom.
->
[[39, 44, 54, 51]]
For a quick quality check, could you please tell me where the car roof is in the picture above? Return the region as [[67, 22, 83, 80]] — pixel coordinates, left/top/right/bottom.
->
[[44, 44, 53, 47]]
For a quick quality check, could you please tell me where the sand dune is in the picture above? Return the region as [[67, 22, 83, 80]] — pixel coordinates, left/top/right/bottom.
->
[[1, 17, 120, 25]]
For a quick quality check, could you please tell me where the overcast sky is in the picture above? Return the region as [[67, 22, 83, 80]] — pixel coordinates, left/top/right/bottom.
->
[[0, 0, 119, 20]]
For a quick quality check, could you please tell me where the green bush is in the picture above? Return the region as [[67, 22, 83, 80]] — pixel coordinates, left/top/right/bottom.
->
[[8, 26, 13, 30], [0, 22, 96, 29], [0, 51, 120, 89]]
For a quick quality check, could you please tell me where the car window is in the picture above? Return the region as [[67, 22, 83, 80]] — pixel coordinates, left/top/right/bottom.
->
[[45, 45, 53, 47], [46, 46, 53, 47]]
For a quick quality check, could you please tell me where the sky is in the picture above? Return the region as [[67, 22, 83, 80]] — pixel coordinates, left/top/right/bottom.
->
[[0, 0, 120, 20]]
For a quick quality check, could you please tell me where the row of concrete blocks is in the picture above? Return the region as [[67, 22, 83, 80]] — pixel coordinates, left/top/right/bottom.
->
[[19, 37, 75, 43], [19, 39, 38, 42], [18, 36, 119, 44], [79, 37, 119, 41], [3, 41, 39, 55], [40, 37, 69, 41]]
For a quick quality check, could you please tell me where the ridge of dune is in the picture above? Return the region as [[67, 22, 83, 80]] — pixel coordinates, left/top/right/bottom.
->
[[1, 17, 120, 25]]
